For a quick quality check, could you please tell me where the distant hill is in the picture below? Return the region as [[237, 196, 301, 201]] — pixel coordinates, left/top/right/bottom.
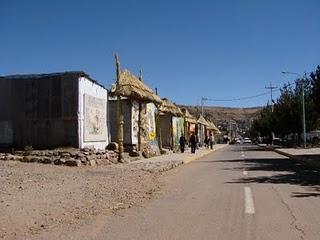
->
[[179, 105, 263, 135]]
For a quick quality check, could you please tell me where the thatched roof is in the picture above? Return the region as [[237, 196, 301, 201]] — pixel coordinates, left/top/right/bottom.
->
[[111, 70, 161, 104], [197, 115, 210, 126], [159, 98, 183, 116], [181, 108, 197, 124], [207, 120, 221, 134]]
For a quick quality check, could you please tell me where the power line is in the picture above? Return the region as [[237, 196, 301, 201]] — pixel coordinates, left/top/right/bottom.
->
[[202, 81, 297, 103], [204, 91, 270, 102]]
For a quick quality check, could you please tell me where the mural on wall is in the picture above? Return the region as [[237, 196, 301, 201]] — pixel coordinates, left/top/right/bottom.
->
[[131, 101, 139, 144], [172, 117, 184, 151], [146, 103, 157, 144], [84, 94, 107, 142]]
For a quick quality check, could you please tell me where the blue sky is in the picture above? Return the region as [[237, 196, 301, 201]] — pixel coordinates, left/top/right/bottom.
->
[[1, 0, 319, 107]]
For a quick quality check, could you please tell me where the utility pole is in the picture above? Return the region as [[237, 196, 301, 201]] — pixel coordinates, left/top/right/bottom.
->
[[265, 82, 278, 143], [265, 82, 278, 113], [115, 54, 124, 163], [201, 97, 208, 116], [301, 75, 307, 148], [229, 119, 232, 139]]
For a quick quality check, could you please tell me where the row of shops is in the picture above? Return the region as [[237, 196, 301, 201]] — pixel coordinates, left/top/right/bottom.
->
[[108, 57, 220, 158], [0, 57, 220, 159]]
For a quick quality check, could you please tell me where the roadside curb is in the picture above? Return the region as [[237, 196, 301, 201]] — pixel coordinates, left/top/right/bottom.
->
[[258, 144, 320, 169], [273, 148, 297, 159], [183, 144, 228, 164], [258, 144, 298, 159]]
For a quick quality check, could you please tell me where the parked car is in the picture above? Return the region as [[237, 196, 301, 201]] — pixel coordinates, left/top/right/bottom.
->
[[306, 130, 320, 144], [243, 138, 252, 144]]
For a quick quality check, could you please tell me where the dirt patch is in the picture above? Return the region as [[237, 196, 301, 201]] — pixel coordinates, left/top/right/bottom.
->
[[0, 160, 166, 239]]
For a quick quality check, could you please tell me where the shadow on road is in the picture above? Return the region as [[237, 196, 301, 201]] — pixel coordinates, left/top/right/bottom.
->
[[222, 156, 320, 198], [291, 192, 320, 198], [228, 146, 268, 152]]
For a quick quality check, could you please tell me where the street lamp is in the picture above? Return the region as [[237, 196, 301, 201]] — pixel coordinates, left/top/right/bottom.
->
[[281, 71, 307, 148]]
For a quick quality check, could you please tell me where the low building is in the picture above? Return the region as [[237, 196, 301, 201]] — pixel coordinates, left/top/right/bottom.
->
[[196, 115, 210, 147], [0, 71, 109, 150], [207, 120, 221, 142], [159, 98, 184, 152], [181, 108, 197, 143], [108, 69, 162, 157]]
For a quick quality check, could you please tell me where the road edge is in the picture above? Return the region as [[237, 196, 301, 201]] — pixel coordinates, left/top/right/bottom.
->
[[258, 144, 320, 169], [183, 144, 228, 164]]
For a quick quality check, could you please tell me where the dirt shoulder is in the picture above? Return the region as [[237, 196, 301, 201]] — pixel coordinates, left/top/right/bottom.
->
[[0, 146, 224, 240], [0, 159, 174, 240]]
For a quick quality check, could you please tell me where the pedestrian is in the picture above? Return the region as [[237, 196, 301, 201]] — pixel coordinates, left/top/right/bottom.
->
[[204, 136, 209, 148], [190, 133, 197, 154], [179, 134, 186, 153], [209, 133, 214, 149]]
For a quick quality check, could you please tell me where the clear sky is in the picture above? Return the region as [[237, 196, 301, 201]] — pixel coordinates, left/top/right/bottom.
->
[[1, 0, 320, 107]]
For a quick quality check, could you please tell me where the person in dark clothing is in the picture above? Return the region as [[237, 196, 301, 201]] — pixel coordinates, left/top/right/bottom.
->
[[204, 136, 209, 148], [190, 133, 197, 153], [179, 135, 187, 153], [209, 133, 214, 149]]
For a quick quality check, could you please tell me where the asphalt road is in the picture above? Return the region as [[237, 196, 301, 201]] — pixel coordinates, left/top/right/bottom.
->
[[97, 145, 320, 240]]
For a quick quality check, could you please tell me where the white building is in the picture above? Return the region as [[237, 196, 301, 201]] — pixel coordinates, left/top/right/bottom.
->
[[0, 71, 109, 150]]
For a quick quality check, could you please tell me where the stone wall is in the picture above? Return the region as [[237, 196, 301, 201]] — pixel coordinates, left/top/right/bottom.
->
[[0, 148, 119, 167]]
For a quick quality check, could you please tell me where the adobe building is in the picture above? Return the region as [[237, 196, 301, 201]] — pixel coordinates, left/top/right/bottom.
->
[[158, 98, 184, 152], [108, 69, 162, 157], [181, 108, 197, 142], [0, 71, 109, 150], [196, 115, 210, 147]]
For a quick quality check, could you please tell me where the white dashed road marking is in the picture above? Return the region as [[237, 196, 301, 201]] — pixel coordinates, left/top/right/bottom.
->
[[244, 187, 255, 214], [243, 170, 248, 175]]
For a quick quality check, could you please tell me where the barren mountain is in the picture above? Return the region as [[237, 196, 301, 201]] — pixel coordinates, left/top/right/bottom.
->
[[179, 105, 262, 135]]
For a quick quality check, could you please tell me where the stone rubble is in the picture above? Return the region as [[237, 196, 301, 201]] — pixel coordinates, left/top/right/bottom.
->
[[0, 148, 119, 167]]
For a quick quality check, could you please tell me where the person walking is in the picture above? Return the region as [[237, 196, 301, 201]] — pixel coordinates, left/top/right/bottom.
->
[[209, 133, 214, 149], [190, 133, 197, 154], [179, 134, 187, 153], [204, 136, 209, 148]]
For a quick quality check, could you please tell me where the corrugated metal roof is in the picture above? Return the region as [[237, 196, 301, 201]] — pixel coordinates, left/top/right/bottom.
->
[[0, 71, 107, 90]]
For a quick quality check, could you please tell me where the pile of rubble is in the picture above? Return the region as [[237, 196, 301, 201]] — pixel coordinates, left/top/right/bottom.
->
[[0, 147, 119, 167]]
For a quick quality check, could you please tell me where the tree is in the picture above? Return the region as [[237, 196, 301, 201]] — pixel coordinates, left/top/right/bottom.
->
[[309, 66, 320, 129], [249, 65, 320, 146], [273, 83, 300, 139]]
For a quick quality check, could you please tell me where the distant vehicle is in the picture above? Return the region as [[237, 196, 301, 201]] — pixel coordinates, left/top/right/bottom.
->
[[236, 139, 241, 144], [272, 138, 282, 146], [306, 130, 320, 144], [243, 138, 252, 144]]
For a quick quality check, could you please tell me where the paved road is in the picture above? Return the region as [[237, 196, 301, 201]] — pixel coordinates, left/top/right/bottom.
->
[[96, 145, 320, 240]]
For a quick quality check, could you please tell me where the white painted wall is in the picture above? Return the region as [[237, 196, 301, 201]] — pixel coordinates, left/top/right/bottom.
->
[[78, 77, 109, 150], [131, 100, 139, 144]]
